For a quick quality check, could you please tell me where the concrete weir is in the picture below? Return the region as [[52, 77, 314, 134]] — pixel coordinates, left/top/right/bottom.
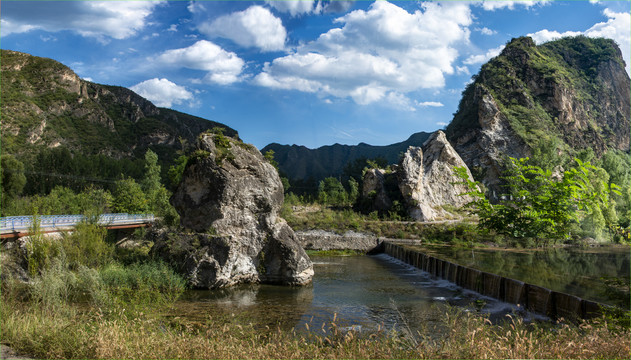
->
[[383, 242, 608, 320]]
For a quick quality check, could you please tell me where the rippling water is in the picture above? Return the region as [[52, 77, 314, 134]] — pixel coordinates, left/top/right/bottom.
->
[[171, 254, 540, 333]]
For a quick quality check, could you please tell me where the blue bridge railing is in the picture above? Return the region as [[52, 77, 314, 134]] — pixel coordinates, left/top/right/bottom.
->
[[0, 213, 155, 233]]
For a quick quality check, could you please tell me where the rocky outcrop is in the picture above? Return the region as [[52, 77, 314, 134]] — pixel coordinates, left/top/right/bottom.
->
[[398, 131, 476, 221], [360, 131, 476, 221], [447, 85, 529, 199], [361, 169, 392, 211], [151, 133, 313, 288], [446, 37, 630, 197]]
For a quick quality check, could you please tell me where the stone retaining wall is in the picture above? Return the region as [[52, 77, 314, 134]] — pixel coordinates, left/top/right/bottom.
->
[[383, 242, 607, 320], [295, 230, 381, 252]]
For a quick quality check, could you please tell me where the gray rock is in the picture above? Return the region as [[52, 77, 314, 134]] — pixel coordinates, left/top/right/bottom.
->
[[399, 131, 476, 221], [295, 230, 381, 252], [153, 133, 313, 288], [361, 168, 392, 211], [360, 130, 476, 221]]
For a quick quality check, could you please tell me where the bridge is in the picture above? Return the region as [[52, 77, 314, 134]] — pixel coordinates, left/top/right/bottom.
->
[[0, 213, 155, 239]]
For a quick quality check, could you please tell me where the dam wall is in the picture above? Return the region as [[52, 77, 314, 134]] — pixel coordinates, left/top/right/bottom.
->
[[383, 242, 607, 320]]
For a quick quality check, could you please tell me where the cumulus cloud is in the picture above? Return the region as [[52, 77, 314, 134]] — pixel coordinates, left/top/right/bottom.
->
[[130, 78, 193, 108], [479, 0, 549, 11], [155, 40, 245, 85], [266, 0, 319, 16], [199, 6, 286, 52], [463, 44, 505, 65], [265, 0, 354, 16], [476, 27, 497, 35], [528, 8, 630, 74], [0, 1, 161, 40], [254, 1, 472, 106]]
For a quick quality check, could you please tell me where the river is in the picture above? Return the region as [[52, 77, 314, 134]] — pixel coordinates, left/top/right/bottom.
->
[[170, 253, 541, 334]]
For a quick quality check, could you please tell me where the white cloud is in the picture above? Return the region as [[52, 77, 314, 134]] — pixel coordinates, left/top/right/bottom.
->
[[265, 0, 354, 16], [479, 0, 549, 11], [456, 65, 470, 75], [167, 24, 178, 32], [476, 27, 496, 35], [416, 101, 444, 107], [199, 6, 286, 52], [130, 78, 193, 108], [1, 1, 162, 40], [266, 0, 319, 16], [527, 29, 582, 44], [187, 1, 206, 14], [254, 1, 472, 106], [463, 44, 505, 65], [155, 40, 245, 85], [437, 121, 448, 127], [528, 8, 630, 74]]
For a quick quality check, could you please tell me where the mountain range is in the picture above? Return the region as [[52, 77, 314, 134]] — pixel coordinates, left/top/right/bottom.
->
[[2, 36, 629, 198]]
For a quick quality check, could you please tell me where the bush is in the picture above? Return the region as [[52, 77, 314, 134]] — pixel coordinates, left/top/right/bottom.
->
[[99, 261, 186, 307], [61, 221, 112, 270]]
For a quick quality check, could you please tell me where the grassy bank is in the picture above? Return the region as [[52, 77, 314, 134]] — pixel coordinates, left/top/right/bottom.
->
[[2, 214, 629, 359], [2, 292, 629, 359]]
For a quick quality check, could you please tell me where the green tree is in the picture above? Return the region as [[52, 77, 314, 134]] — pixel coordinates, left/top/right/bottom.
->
[[318, 177, 348, 206], [142, 150, 161, 198], [112, 178, 148, 213], [1, 154, 27, 208], [168, 155, 188, 190], [348, 177, 359, 204], [263, 149, 279, 170], [455, 157, 620, 244]]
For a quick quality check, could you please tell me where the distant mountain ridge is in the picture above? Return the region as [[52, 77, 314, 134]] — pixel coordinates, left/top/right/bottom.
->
[[1, 49, 237, 193], [262, 131, 432, 182]]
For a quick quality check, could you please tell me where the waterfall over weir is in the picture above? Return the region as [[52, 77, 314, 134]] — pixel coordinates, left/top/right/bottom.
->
[[383, 242, 608, 320]]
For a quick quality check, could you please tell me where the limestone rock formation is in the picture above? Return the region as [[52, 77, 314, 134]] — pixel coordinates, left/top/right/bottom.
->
[[361, 131, 475, 221], [151, 132, 313, 288], [398, 131, 475, 221], [361, 168, 392, 211]]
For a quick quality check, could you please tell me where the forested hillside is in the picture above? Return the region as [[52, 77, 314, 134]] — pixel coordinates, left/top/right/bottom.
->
[[1, 49, 237, 195]]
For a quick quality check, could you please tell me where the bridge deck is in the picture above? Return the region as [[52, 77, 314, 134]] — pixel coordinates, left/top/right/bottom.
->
[[0, 213, 155, 239]]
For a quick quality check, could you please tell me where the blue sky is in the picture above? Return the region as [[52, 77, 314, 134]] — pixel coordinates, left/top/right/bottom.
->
[[2, 1, 630, 149]]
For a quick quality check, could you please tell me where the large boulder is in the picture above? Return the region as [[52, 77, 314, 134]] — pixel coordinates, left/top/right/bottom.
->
[[360, 131, 476, 221], [398, 131, 476, 221], [152, 132, 313, 288]]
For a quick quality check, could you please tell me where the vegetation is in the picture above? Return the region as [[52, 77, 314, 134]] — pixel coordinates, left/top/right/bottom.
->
[[455, 157, 623, 245]]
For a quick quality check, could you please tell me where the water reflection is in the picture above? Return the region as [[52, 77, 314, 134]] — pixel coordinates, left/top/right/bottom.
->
[[171, 254, 537, 334], [412, 245, 630, 307]]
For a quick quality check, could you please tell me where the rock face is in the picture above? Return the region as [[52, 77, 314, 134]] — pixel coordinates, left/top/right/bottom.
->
[[446, 37, 630, 197], [361, 168, 392, 211], [398, 131, 476, 221], [360, 131, 476, 221], [151, 132, 313, 288]]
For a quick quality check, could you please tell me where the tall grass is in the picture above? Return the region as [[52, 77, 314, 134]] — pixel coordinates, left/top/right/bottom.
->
[[2, 295, 628, 359]]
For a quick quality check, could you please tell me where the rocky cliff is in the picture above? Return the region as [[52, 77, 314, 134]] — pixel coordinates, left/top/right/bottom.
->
[[446, 36, 630, 195], [151, 132, 313, 288], [361, 131, 475, 221]]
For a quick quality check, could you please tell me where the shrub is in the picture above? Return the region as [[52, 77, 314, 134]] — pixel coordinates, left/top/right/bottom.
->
[[61, 221, 112, 270], [99, 261, 186, 307]]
